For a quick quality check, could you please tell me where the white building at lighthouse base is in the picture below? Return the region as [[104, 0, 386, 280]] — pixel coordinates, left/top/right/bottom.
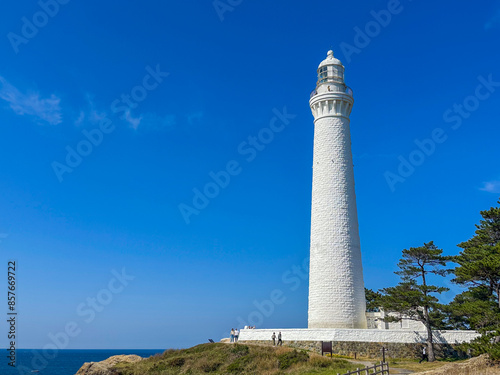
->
[[238, 327, 479, 345], [237, 312, 479, 358], [238, 324, 479, 359]]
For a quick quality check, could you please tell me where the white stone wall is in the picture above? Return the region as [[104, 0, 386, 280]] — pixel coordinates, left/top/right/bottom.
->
[[238, 328, 480, 344], [366, 311, 427, 330], [308, 88, 366, 329]]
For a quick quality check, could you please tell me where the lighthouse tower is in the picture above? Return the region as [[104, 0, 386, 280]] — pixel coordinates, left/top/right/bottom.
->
[[308, 51, 367, 329]]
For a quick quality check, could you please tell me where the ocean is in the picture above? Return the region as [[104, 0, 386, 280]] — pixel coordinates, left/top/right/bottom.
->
[[1, 349, 165, 375]]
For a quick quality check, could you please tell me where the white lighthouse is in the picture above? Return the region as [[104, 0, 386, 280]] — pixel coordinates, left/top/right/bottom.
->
[[238, 51, 479, 349], [308, 51, 367, 329]]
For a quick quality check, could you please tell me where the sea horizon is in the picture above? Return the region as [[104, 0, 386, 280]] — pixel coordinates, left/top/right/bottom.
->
[[1, 348, 167, 375], [0, 348, 172, 351]]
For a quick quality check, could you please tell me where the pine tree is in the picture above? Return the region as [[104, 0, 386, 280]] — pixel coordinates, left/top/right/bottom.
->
[[452, 199, 500, 307], [450, 199, 500, 360], [446, 286, 500, 330], [365, 288, 382, 312], [378, 241, 449, 362]]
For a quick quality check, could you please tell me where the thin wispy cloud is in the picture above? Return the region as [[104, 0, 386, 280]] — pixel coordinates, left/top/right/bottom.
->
[[123, 110, 142, 130], [73, 95, 109, 127], [0, 76, 62, 125], [73, 98, 175, 132], [73, 109, 108, 127], [480, 180, 500, 194], [74, 110, 85, 127]]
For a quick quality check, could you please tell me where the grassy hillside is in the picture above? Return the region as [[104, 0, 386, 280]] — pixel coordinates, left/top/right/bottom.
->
[[113, 343, 365, 375]]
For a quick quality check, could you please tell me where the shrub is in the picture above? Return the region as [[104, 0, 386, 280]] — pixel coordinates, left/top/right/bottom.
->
[[230, 344, 250, 357], [277, 349, 309, 369], [195, 357, 222, 373], [310, 355, 332, 368], [166, 357, 185, 367], [461, 328, 500, 362], [150, 362, 167, 371], [162, 348, 180, 357], [227, 355, 252, 373]]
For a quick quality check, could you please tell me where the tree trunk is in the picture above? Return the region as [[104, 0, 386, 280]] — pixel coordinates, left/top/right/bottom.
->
[[421, 267, 435, 362], [423, 306, 435, 362]]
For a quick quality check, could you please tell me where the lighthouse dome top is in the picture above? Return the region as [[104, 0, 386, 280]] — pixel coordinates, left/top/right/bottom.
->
[[318, 50, 342, 69], [314, 50, 346, 89]]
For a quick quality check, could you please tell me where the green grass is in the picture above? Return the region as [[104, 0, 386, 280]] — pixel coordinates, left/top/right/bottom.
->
[[113, 343, 365, 375], [388, 357, 468, 372]]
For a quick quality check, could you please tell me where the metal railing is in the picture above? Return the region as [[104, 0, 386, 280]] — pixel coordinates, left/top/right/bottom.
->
[[339, 362, 389, 375], [310, 86, 353, 99]]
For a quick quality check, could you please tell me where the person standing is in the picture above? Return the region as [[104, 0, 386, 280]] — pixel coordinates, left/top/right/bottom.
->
[[230, 328, 235, 343], [419, 345, 428, 363], [234, 328, 239, 342], [271, 332, 276, 346], [277, 332, 282, 346]]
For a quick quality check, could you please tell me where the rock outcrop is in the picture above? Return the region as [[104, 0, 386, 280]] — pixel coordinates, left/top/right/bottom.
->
[[75, 354, 143, 375]]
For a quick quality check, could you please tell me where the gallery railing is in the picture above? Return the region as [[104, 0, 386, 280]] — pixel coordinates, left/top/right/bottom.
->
[[310, 86, 353, 99]]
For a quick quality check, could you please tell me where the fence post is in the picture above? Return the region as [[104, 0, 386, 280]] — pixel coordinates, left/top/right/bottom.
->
[[381, 346, 388, 363]]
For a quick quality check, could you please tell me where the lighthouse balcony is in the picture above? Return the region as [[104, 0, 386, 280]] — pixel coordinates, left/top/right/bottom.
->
[[310, 86, 353, 98]]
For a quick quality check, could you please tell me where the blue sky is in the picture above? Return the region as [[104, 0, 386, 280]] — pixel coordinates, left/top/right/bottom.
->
[[0, 0, 499, 351]]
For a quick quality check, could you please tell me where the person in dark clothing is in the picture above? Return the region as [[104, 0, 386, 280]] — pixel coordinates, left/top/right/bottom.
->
[[271, 332, 276, 346], [277, 332, 283, 346], [419, 345, 428, 363]]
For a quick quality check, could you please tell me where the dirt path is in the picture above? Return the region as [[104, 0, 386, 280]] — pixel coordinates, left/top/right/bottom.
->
[[390, 369, 414, 374], [345, 358, 375, 367], [344, 359, 414, 374]]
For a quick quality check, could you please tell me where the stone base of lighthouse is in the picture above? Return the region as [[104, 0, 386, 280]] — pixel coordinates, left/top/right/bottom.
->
[[237, 327, 479, 359]]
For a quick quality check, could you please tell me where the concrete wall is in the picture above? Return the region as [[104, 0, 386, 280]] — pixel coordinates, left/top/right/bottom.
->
[[238, 328, 480, 345], [240, 339, 467, 360]]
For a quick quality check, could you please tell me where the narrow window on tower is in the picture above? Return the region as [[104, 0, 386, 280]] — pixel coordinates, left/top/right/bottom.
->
[[318, 66, 328, 84]]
